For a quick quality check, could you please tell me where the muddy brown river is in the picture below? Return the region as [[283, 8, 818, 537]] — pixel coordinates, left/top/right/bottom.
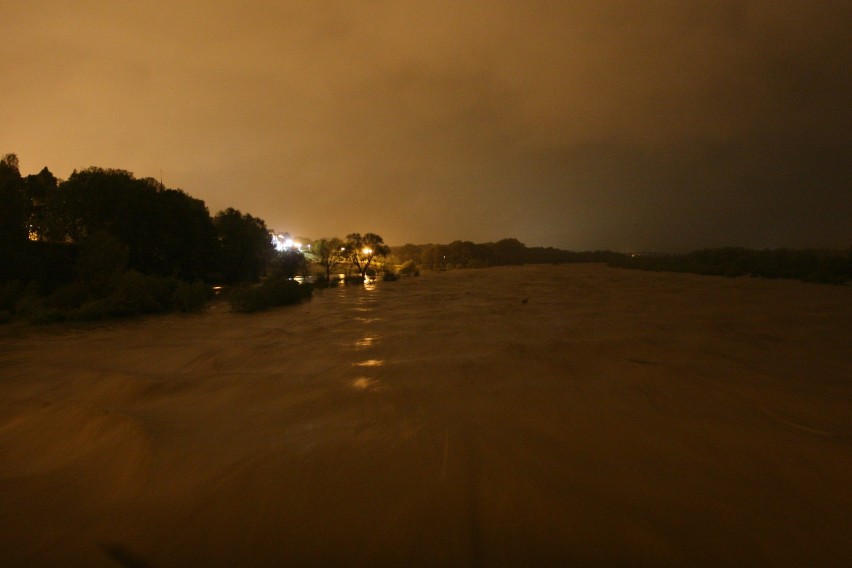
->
[[1, 264, 851, 566]]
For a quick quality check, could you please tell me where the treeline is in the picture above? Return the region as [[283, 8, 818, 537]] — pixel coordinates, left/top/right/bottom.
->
[[0, 154, 302, 322], [608, 248, 852, 285], [390, 238, 851, 285], [391, 238, 620, 269]]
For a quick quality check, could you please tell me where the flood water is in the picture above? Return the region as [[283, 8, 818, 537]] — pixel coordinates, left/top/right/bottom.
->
[[1, 264, 851, 565]]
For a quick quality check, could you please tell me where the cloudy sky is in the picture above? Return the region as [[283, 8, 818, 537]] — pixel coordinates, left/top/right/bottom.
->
[[2, 1, 849, 251]]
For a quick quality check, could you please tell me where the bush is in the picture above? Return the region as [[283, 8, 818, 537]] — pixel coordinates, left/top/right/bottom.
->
[[261, 274, 310, 306], [76, 231, 129, 295], [228, 273, 312, 313], [227, 285, 268, 313], [398, 260, 419, 276], [48, 280, 91, 310], [11, 285, 45, 319], [171, 281, 209, 312], [381, 270, 398, 281], [27, 307, 67, 324], [73, 271, 160, 319], [0, 280, 25, 312]]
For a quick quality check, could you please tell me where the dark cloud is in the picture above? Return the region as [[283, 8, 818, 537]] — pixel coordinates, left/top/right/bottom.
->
[[2, 1, 849, 250]]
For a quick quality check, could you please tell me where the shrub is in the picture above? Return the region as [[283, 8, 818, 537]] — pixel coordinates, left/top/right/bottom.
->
[[76, 231, 129, 295], [398, 260, 419, 276], [27, 307, 67, 324], [228, 273, 312, 313], [73, 271, 158, 318], [70, 271, 176, 319], [381, 270, 398, 281], [261, 274, 310, 306], [171, 281, 209, 312], [227, 285, 268, 313], [12, 285, 46, 319], [48, 280, 91, 310], [0, 280, 25, 312]]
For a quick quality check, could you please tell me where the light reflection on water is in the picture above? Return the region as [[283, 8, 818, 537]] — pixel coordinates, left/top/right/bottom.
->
[[355, 336, 377, 349], [354, 359, 384, 367], [351, 377, 375, 390]]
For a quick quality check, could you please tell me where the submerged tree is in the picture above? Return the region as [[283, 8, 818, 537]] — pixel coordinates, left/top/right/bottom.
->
[[311, 237, 346, 282], [344, 233, 390, 279]]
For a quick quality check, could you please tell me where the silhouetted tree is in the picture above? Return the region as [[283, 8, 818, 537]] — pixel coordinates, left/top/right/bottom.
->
[[0, 154, 27, 282], [344, 233, 391, 279], [213, 208, 273, 283], [46, 168, 219, 280], [0, 154, 26, 240], [147, 187, 218, 280], [23, 167, 58, 241], [393, 243, 422, 264], [490, 238, 527, 265], [271, 249, 307, 279]]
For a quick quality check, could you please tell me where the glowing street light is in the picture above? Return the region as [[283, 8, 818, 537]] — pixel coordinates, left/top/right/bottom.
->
[[363, 248, 373, 256]]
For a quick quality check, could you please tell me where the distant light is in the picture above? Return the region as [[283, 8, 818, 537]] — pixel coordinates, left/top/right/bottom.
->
[[363, 247, 373, 255]]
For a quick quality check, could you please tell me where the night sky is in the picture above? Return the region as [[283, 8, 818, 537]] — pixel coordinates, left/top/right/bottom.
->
[[3, 1, 849, 251]]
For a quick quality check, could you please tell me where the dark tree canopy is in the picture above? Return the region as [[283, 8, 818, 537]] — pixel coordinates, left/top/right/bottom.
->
[[24, 167, 58, 242], [45, 168, 218, 281], [0, 154, 27, 244], [0, 153, 317, 321], [0, 155, 282, 289], [213, 208, 274, 283]]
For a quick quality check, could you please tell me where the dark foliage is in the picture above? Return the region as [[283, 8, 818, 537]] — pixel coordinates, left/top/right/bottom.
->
[[398, 260, 419, 277], [380, 267, 399, 281], [50, 168, 218, 280], [391, 239, 624, 270], [228, 273, 312, 313], [213, 208, 274, 284], [0, 154, 283, 321], [270, 249, 308, 279], [609, 248, 851, 285]]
